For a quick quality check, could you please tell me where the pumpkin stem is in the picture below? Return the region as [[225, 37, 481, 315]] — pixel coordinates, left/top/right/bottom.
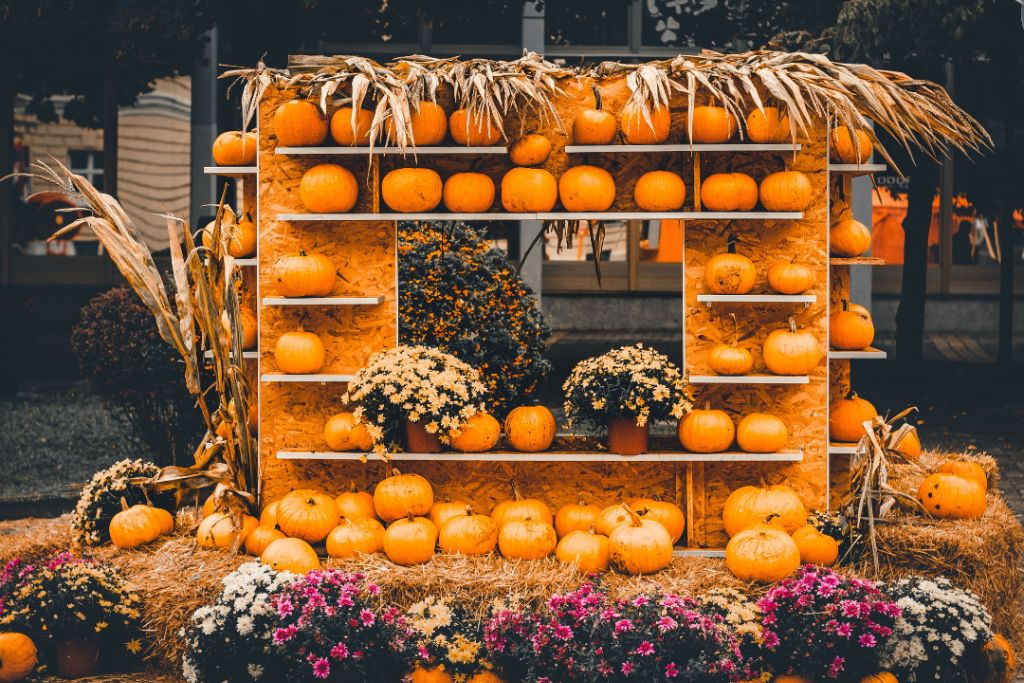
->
[[511, 479, 522, 501], [726, 234, 737, 254], [120, 496, 130, 512], [621, 502, 644, 527], [704, 400, 711, 411], [763, 512, 781, 525], [466, 504, 475, 516], [728, 312, 739, 347], [787, 316, 797, 333], [348, 480, 357, 493], [591, 85, 602, 112], [406, 511, 416, 522], [842, 299, 850, 312]]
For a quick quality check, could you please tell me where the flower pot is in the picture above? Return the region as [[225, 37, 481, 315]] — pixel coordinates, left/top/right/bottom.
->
[[55, 638, 100, 679], [607, 416, 649, 455], [406, 419, 443, 453]]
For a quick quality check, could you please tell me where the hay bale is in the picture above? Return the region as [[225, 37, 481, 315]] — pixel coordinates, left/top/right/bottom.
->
[[0, 515, 71, 564]]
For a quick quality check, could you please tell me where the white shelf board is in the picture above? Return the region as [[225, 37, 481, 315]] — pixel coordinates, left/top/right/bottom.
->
[[565, 143, 801, 153], [261, 374, 356, 383], [697, 294, 816, 304], [689, 374, 810, 385], [275, 145, 507, 155], [276, 211, 803, 222], [233, 258, 257, 267], [204, 165, 256, 175], [276, 212, 535, 221], [204, 350, 258, 360], [673, 548, 726, 558], [829, 347, 887, 360], [829, 443, 859, 455], [262, 295, 385, 306], [828, 163, 886, 176], [275, 449, 803, 463]]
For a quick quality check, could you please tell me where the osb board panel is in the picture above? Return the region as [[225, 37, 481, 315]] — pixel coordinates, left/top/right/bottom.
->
[[684, 127, 829, 548]]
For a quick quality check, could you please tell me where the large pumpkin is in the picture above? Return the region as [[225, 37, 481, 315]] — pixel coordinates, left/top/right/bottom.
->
[[273, 100, 327, 147], [509, 134, 552, 166], [385, 101, 448, 146], [326, 518, 385, 558], [443, 172, 495, 213], [274, 328, 325, 374], [382, 168, 443, 213], [275, 250, 335, 297], [503, 405, 557, 452], [608, 505, 673, 575], [335, 482, 378, 520], [330, 106, 374, 146], [830, 218, 873, 257], [450, 412, 501, 453], [554, 495, 602, 538], [629, 498, 685, 543], [829, 392, 877, 442], [937, 461, 987, 492], [276, 489, 339, 543], [212, 130, 257, 166], [767, 260, 814, 294], [558, 165, 616, 212], [259, 500, 280, 528], [498, 517, 557, 559], [555, 528, 609, 574], [918, 473, 986, 519], [0, 632, 37, 683], [450, 109, 502, 146], [197, 512, 258, 549], [745, 107, 790, 143], [723, 483, 807, 536], [373, 471, 434, 522], [725, 518, 800, 583], [763, 317, 821, 375], [792, 525, 839, 566], [410, 667, 455, 683], [634, 170, 686, 211], [245, 526, 286, 557], [439, 508, 498, 556], [383, 514, 437, 565], [830, 126, 873, 164], [324, 412, 374, 452], [736, 413, 788, 453], [688, 105, 736, 143], [679, 402, 735, 453], [831, 300, 875, 350], [701, 173, 759, 212], [759, 170, 813, 212], [261, 537, 321, 574], [299, 163, 358, 213], [500, 168, 558, 212], [860, 674, 898, 683], [109, 499, 168, 549], [572, 86, 617, 145], [704, 237, 756, 294], [619, 103, 671, 144]]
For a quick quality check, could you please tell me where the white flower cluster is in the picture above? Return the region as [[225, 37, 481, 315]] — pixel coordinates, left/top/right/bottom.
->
[[879, 576, 993, 682]]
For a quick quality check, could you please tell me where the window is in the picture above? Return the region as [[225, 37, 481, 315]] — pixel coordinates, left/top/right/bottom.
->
[[68, 150, 103, 190]]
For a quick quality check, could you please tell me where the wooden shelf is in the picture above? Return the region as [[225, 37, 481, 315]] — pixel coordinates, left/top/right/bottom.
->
[[261, 374, 356, 383], [697, 293, 816, 305], [262, 295, 385, 306], [204, 350, 258, 360], [275, 449, 804, 463], [829, 347, 887, 360], [828, 442, 859, 455], [277, 212, 535, 221], [689, 374, 810, 385], [565, 143, 802, 153], [276, 145, 507, 156], [276, 211, 803, 222], [828, 163, 886, 176], [233, 258, 257, 267], [830, 256, 886, 266], [673, 548, 725, 558], [204, 165, 256, 176]]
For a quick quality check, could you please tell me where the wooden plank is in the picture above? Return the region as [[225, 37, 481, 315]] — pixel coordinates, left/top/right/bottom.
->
[[233, 258, 257, 267], [261, 374, 356, 383], [204, 165, 256, 176], [565, 143, 802, 153], [696, 294, 816, 304], [673, 548, 725, 558], [276, 145, 507, 155], [828, 443, 859, 455], [262, 296, 385, 306], [828, 163, 886, 176], [830, 256, 885, 266], [275, 449, 805, 463], [277, 211, 805, 222], [828, 347, 887, 360], [688, 374, 810, 385]]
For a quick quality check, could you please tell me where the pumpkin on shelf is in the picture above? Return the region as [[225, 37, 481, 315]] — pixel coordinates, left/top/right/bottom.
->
[[831, 300, 875, 350], [324, 412, 374, 452], [430, 496, 472, 529], [385, 101, 448, 146], [830, 125, 873, 164], [937, 460, 988, 492], [382, 167, 443, 213], [723, 483, 807, 536], [245, 526, 286, 557], [503, 405, 557, 452], [725, 516, 801, 583], [767, 259, 814, 294], [443, 172, 495, 213], [829, 391, 877, 443], [792, 524, 839, 566], [509, 134, 552, 166], [109, 499, 171, 549], [594, 503, 634, 536], [745, 107, 790, 143], [274, 328, 325, 375], [700, 173, 759, 212], [679, 402, 735, 453], [558, 165, 616, 212], [708, 312, 754, 376], [299, 163, 358, 213], [201, 206, 236, 250], [326, 517, 385, 558], [275, 250, 336, 297], [688, 104, 736, 143], [498, 516, 557, 559], [0, 632, 37, 683], [197, 512, 258, 549], [239, 307, 257, 350], [555, 528, 609, 574], [439, 507, 499, 556], [276, 489, 340, 543], [383, 514, 437, 565], [449, 109, 502, 146], [918, 472, 986, 519], [634, 170, 686, 211], [374, 470, 434, 522], [335, 482, 377, 521], [573, 86, 617, 145], [491, 485, 553, 529], [830, 218, 873, 257], [762, 317, 821, 375], [554, 494, 602, 538], [500, 167, 558, 212], [330, 106, 374, 146], [759, 170, 813, 212], [261, 537, 321, 574], [704, 234, 756, 294], [736, 413, 788, 453], [629, 498, 685, 543], [619, 102, 671, 144], [450, 411, 501, 452], [227, 213, 256, 258], [212, 130, 257, 166], [273, 100, 327, 147], [608, 504, 673, 575]]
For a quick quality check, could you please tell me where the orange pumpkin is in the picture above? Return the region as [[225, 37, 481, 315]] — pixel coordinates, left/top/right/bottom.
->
[[450, 412, 501, 452], [109, 499, 170, 549], [759, 170, 813, 212], [450, 109, 502, 146], [245, 526, 286, 556], [763, 317, 821, 376], [937, 461, 988, 492], [373, 471, 434, 522], [723, 484, 807, 536], [608, 505, 674, 575], [443, 172, 495, 213], [573, 86, 617, 145], [274, 328, 325, 374], [439, 507, 498, 556], [634, 170, 686, 211], [736, 413, 788, 453], [491, 487, 553, 529], [259, 500, 280, 528], [679, 402, 735, 453], [326, 517, 385, 558], [893, 427, 922, 460], [509, 134, 552, 166], [299, 163, 358, 213], [767, 260, 814, 294], [985, 634, 1016, 672], [918, 473, 986, 519], [629, 498, 685, 543], [0, 632, 37, 683], [792, 524, 839, 566], [500, 167, 558, 213], [558, 165, 616, 212], [410, 667, 454, 683], [330, 106, 374, 146], [430, 497, 472, 530], [261, 537, 321, 574], [275, 250, 336, 297], [701, 173, 759, 211], [197, 512, 258, 549], [745, 107, 791, 143], [382, 168, 443, 213], [831, 300, 875, 350], [555, 495, 602, 538], [830, 218, 873, 257], [619, 103, 671, 144], [688, 105, 736, 143], [212, 130, 257, 166], [335, 482, 377, 521], [498, 517, 557, 559], [725, 518, 801, 583], [503, 405, 557, 452], [239, 307, 257, 350], [324, 412, 374, 452], [830, 126, 873, 164], [227, 213, 256, 258], [860, 674, 898, 683], [708, 312, 753, 376], [276, 489, 339, 543], [385, 101, 448, 146], [273, 100, 327, 147], [555, 528, 609, 574], [704, 236, 756, 294], [594, 504, 634, 537], [829, 392, 877, 443], [383, 514, 437, 565]]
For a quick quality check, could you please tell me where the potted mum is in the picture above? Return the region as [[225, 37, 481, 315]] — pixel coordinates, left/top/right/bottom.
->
[[562, 343, 690, 455], [344, 345, 488, 453]]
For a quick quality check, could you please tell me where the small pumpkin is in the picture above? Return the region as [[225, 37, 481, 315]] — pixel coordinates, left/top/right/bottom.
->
[[324, 412, 374, 452], [830, 126, 873, 164], [629, 498, 685, 543], [985, 634, 1016, 672], [918, 475, 986, 519], [491, 485, 553, 529], [450, 109, 502, 146], [745, 107, 790, 143], [109, 498, 169, 549], [704, 235, 756, 294], [439, 506, 498, 556], [555, 494, 602, 538], [763, 317, 821, 376], [555, 528, 609, 574], [792, 524, 839, 566], [326, 517, 385, 558], [335, 482, 377, 520], [330, 106, 374, 146], [466, 673, 507, 683], [276, 489, 339, 543], [261, 537, 321, 574], [634, 170, 686, 211], [245, 526, 286, 557], [385, 101, 448, 146], [774, 677, 814, 683], [227, 213, 256, 258], [759, 170, 813, 212], [572, 86, 617, 145], [558, 165, 616, 212], [212, 130, 257, 166], [259, 500, 280, 528], [273, 100, 327, 147], [383, 514, 437, 565], [410, 667, 454, 683], [430, 496, 472, 529], [725, 517, 801, 583], [594, 504, 634, 536], [497, 517, 557, 560], [723, 483, 807, 536], [893, 426, 922, 460], [767, 259, 814, 294], [831, 300, 875, 350], [503, 405, 557, 452], [275, 250, 336, 297], [700, 173, 759, 211], [443, 172, 495, 213], [373, 470, 434, 522], [829, 391, 877, 443], [500, 168, 558, 212], [201, 208, 236, 251], [860, 674, 898, 683], [830, 218, 873, 257], [736, 413, 788, 453], [937, 461, 988, 492], [608, 504, 674, 575], [0, 632, 37, 683], [299, 163, 358, 213], [382, 167, 443, 213], [619, 103, 671, 144], [688, 104, 736, 143], [239, 307, 257, 350], [274, 328, 325, 374], [197, 512, 258, 549], [679, 401, 735, 453], [450, 412, 501, 453], [509, 134, 552, 166], [708, 312, 753, 376]]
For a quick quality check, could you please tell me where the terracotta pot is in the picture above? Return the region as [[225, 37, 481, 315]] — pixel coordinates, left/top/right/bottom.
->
[[607, 416, 649, 455], [406, 419, 443, 453], [55, 638, 100, 679]]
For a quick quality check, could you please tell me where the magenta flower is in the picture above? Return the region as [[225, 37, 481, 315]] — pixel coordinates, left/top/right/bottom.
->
[[614, 618, 633, 633], [311, 657, 330, 679], [331, 642, 350, 660], [621, 661, 634, 675], [859, 633, 877, 648], [635, 640, 655, 656], [664, 661, 679, 678]]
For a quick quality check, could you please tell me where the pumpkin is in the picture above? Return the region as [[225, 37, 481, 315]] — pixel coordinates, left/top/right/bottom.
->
[[410, 666, 454, 683], [725, 518, 801, 583], [154, 505, 175, 534], [197, 512, 258, 549], [634, 170, 686, 211], [383, 514, 437, 565], [382, 168, 443, 213], [701, 173, 759, 212], [273, 100, 327, 147], [573, 86, 617, 145], [986, 634, 1016, 671], [450, 109, 502, 146], [723, 484, 807, 536], [555, 528, 609, 574], [491, 487, 553, 529], [763, 317, 821, 375], [689, 105, 736, 143], [503, 405, 557, 451], [239, 307, 257, 350], [109, 498, 168, 549], [937, 461, 987, 492], [324, 412, 374, 452], [708, 312, 753, 376], [629, 498, 685, 543], [679, 402, 735, 453], [275, 250, 336, 297], [830, 126, 873, 164], [430, 497, 472, 529], [619, 103, 671, 144], [299, 163, 358, 213], [261, 537, 321, 574], [555, 495, 602, 538], [467, 673, 507, 683], [443, 172, 495, 213], [923, 473, 990, 522], [439, 507, 498, 556], [775, 677, 814, 683], [831, 300, 875, 350], [227, 213, 256, 258], [829, 392, 877, 442], [737, 413, 788, 453], [767, 260, 814, 294], [792, 524, 839, 566], [274, 328, 325, 374], [704, 235, 756, 294], [745, 107, 790, 143], [893, 427, 922, 460], [860, 674, 898, 683], [373, 471, 434, 522], [509, 134, 552, 166], [386, 101, 448, 146], [0, 632, 36, 683], [201, 493, 218, 518], [260, 500, 280, 528], [330, 106, 374, 146], [759, 170, 813, 212], [276, 489, 339, 543], [608, 505, 674, 575], [594, 504, 634, 536], [497, 517, 557, 559], [201, 207, 236, 250], [830, 218, 873, 257], [245, 526, 286, 556], [500, 167, 558, 212], [558, 165, 616, 212], [326, 518, 385, 558], [450, 412, 501, 453], [212, 130, 257, 166]]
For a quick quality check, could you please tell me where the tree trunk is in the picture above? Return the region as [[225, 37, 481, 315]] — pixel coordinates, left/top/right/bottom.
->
[[894, 158, 940, 367]]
